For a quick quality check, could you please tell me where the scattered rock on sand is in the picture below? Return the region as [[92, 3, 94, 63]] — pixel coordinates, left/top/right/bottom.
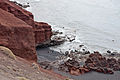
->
[[58, 51, 120, 76]]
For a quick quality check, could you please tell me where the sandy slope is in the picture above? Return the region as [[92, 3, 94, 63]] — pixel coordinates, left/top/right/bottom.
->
[[0, 52, 66, 80]]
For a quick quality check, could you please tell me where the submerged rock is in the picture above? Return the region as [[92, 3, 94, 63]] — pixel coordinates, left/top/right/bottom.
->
[[52, 30, 63, 35], [36, 36, 65, 48]]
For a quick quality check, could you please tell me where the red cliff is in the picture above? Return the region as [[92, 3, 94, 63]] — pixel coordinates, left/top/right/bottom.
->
[[0, 0, 52, 44], [0, 0, 52, 61], [0, 8, 37, 61], [34, 22, 52, 44]]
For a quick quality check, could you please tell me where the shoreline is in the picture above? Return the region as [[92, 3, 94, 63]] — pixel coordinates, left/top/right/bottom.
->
[[0, 0, 120, 80]]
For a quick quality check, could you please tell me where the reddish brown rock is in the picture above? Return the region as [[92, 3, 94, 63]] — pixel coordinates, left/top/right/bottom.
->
[[0, 8, 37, 61], [58, 59, 91, 76], [85, 52, 108, 68], [84, 52, 120, 74], [0, 0, 52, 62], [34, 22, 52, 44], [0, 0, 52, 45], [118, 58, 120, 64], [69, 66, 90, 76], [0, 0, 34, 26], [69, 67, 81, 76], [107, 58, 117, 68], [113, 64, 120, 71], [79, 67, 90, 73], [59, 52, 120, 75]]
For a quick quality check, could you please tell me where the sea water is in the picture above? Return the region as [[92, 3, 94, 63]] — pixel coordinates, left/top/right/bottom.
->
[[16, 0, 120, 53]]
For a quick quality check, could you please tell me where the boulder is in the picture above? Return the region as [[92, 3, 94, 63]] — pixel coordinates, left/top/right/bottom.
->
[[69, 67, 81, 76]]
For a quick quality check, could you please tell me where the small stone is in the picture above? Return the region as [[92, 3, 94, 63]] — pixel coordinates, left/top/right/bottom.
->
[[36, 72, 39, 74], [7, 66, 11, 69], [84, 51, 90, 54], [17, 77, 29, 80], [107, 50, 111, 53], [32, 63, 39, 69], [118, 59, 120, 64], [65, 51, 69, 56], [69, 67, 80, 76], [79, 45, 84, 47]]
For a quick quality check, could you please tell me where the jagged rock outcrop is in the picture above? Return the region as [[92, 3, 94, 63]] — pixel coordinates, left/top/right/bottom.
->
[[0, 8, 37, 61], [0, 0, 52, 45]]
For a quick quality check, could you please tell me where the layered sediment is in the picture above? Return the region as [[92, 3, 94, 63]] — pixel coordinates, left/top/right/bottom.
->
[[0, 0, 52, 61]]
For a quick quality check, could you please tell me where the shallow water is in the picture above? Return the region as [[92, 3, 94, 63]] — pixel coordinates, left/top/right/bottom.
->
[[16, 0, 120, 53]]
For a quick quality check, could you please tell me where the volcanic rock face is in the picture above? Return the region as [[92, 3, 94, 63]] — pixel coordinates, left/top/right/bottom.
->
[[0, 0, 52, 45], [0, 0, 52, 61], [0, 8, 36, 61], [0, 0, 34, 26], [34, 22, 52, 44]]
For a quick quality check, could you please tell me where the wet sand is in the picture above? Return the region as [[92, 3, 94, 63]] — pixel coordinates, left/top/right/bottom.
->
[[55, 70, 120, 80], [36, 47, 62, 62], [37, 48, 120, 80]]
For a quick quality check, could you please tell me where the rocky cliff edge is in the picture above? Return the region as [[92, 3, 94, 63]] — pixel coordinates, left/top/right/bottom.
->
[[0, 0, 52, 61]]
